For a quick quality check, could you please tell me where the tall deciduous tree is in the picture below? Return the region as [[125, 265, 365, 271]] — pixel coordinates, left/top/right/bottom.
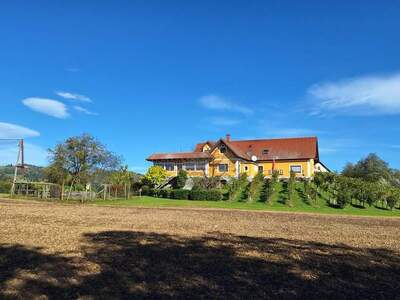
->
[[46, 134, 121, 186]]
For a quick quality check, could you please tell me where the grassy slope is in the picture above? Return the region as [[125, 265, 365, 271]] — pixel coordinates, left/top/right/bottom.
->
[[93, 182, 400, 217]]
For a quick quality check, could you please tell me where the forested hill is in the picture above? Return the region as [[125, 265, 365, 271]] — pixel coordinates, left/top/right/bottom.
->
[[0, 164, 45, 182]]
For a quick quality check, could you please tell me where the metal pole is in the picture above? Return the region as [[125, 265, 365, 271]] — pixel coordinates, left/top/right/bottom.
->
[[10, 140, 22, 196]]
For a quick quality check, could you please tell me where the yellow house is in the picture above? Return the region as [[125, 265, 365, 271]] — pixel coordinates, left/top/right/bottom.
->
[[147, 134, 328, 179]]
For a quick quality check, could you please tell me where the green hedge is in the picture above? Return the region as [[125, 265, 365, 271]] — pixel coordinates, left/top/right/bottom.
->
[[171, 189, 190, 200], [159, 189, 172, 198], [190, 188, 222, 201]]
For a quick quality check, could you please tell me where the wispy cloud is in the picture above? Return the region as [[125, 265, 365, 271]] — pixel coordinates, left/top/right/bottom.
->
[[56, 91, 91, 102], [199, 94, 253, 115], [308, 73, 400, 115], [0, 122, 40, 139], [74, 105, 98, 116], [22, 97, 69, 119]]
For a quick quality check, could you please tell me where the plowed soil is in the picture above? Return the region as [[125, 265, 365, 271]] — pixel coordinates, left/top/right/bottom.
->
[[1, 198, 399, 299]]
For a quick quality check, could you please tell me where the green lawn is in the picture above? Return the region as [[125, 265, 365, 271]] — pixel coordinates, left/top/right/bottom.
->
[[93, 182, 400, 217]]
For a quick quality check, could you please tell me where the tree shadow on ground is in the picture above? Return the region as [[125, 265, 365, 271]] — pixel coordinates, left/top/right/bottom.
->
[[1, 231, 400, 299]]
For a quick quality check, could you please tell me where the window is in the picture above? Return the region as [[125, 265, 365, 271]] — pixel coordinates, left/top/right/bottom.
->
[[218, 164, 228, 172], [165, 163, 174, 171], [290, 165, 302, 174], [262, 149, 269, 155], [196, 163, 205, 171], [244, 166, 249, 171], [258, 166, 264, 173], [184, 163, 195, 171], [220, 145, 227, 153]]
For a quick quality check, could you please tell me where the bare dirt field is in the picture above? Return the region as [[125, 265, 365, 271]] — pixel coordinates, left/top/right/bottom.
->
[[1, 198, 399, 299]]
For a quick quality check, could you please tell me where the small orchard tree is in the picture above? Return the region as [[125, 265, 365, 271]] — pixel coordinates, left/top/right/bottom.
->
[[176, 170, 188, 189], [143, 166, 167, 188], [287, 171, 296, 206]]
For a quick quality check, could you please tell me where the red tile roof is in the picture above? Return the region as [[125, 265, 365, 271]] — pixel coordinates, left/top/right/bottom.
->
[[147, 152, 211, 161], [149, 136, 319, 162], [226, 137, 318, 161]]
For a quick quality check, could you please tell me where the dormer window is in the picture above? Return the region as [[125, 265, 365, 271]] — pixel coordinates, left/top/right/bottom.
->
[[262, 149, 269, 155], [220, 145, 227, 153]]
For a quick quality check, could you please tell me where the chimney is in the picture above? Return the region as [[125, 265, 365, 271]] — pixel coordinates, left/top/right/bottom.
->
[[226, 133, 231, 142]]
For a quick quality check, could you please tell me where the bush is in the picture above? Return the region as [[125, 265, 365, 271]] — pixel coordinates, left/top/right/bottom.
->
[[159, 189, 172, 198], [176, 170, 188, 189], [171, 189, 190, 200], [189, 188, 223, 201], [141, 185, 155, 196], [189, 189, 208, 200], [206, 189, 223, 201], [0, 181, 11, 193]]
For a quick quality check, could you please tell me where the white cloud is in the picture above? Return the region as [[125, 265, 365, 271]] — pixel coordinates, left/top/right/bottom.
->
[[308, 73, 400, 115], [0, 142, 47, 166], [199, 94, 253, 115], [22, 97, 69, 119], [0, 122, 40, 139], [74, 105, 98, 116], [56, 91, 91, 102], [210, 117, 241, 126]]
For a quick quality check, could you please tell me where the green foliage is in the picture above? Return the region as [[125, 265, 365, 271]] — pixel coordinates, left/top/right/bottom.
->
[[189, 188, 222, 201], [386, 189, 400, 210], [259, 179, 271, 203], [0, 180, 11, 193], [171, 189, 190, 200], [159, 189, 172, 198], [143, 166, 168, 188], [227, 173, 248, 201], [287, 171, 296, 206], [176, 170, 188, 189], [46, 134, 121, 185], [247, 172, 265, 202], [342, 153, 396, 184], [110, 165, 133, 185]]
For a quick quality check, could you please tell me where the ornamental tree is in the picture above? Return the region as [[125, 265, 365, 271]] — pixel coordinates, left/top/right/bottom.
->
[[143, 166, 168, 187]]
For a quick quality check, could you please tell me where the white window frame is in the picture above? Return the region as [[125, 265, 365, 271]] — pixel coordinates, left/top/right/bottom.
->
[[290, 165, 302, 174]]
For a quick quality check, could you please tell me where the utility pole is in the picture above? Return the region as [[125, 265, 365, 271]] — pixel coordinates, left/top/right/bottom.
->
[[10, 139, 24, 196]]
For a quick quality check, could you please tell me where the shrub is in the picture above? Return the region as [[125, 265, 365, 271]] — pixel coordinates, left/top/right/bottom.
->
[[141, 185, 150, 195], [189, 188, 223, 201], [159, 189, 172, 198], [171, 189, 190, 200], [0, 181, 11, 193], [189, 189, 207, 200], [176, 170, 188, 189], [206, 189, 223, 201]]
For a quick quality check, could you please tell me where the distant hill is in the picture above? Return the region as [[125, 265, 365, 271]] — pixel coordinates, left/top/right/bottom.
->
[[0, 164, 45, 182]]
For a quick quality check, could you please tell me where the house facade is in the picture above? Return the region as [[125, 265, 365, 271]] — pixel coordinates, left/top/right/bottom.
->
[[147, 134, 328, 179]]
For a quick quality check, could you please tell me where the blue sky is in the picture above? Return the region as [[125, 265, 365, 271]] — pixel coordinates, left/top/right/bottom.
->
[[1, 0, 400, 172]]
